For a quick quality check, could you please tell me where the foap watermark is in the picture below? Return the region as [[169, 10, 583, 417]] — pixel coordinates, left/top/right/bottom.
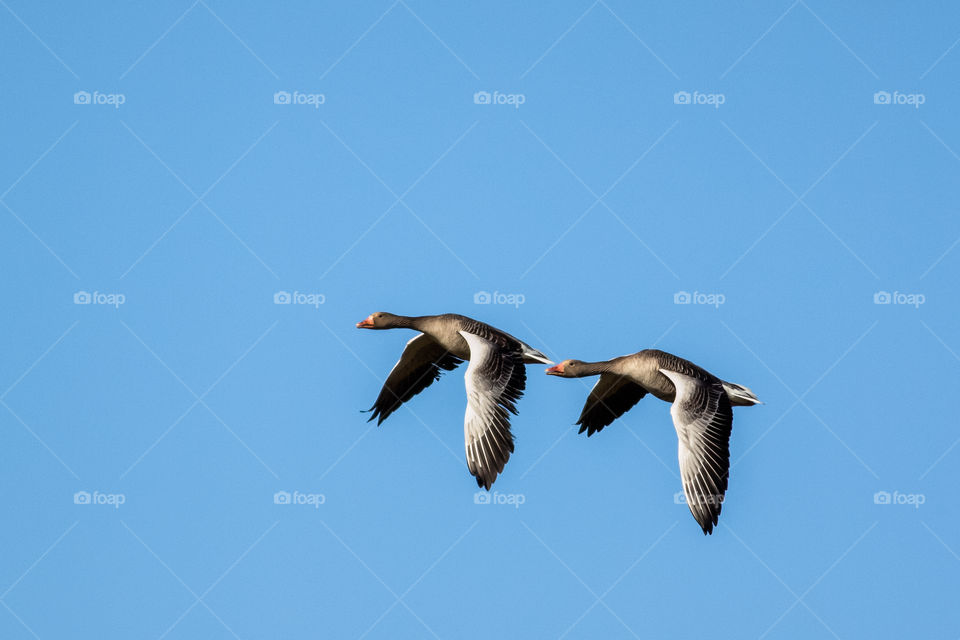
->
[[473, 290, 525, 308], [873, 90, 925, 109], [873, 291, 925, 308], [674, 491, 724, 507], [873, 490, 925, 509], [74, 90, 125, 109], [273, 490, 325, 508], [74, 490, 125, 509], [74, 290, 125, 308], [473, 90, 525, 109], [274, 90, 325, 109], [674, 290, 725, 308], [474, 491, 525, 509], [673, 90, 725, 109], [274, 290, 325, 308]]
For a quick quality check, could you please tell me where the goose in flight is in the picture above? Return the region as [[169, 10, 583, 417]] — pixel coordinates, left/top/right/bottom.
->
[[546, 349, 760, 534], [357, 312, 553, 490]]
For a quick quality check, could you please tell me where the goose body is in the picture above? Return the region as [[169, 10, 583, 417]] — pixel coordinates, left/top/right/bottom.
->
[[546, 349, 760, 534], [357, 312, 552, 489]]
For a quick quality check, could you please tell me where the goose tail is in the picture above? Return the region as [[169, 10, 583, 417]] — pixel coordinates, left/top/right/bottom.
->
[[520, 343, 553, 365], [722, 381, 762, 406]]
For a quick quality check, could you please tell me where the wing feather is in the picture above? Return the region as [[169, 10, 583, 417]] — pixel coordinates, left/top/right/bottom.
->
[[659, 368, 733, 535], [576, 374, 648, 436], [366, 333, 463, 425], [459, 330, 525, 490]]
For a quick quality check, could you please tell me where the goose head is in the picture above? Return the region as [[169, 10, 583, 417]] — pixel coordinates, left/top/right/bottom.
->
[[545, 359, 585, 377], [356, 311, 401, 329]]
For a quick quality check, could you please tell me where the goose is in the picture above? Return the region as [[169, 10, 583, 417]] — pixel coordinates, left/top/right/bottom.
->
[[356, 312, 553, 489], [545, 349, 760, 534]]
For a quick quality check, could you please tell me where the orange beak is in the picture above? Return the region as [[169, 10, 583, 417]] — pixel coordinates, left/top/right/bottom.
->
[[545, 363, 564, 375], [356, 315, 375, 329]]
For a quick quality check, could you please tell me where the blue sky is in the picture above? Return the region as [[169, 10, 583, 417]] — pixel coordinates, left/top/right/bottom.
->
[[2, 1, 959, 638]]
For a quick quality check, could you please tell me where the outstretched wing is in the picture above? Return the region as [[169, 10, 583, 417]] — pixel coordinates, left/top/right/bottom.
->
[[659, 368, 733, 535], [366, 333, 463, 425], [459, 330, 525, 490], [576, 374, 648, 436]]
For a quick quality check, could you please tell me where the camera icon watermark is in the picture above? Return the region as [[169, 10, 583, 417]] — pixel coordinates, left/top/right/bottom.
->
[[673, 90, 725, 108], [873, 290, 925, 308], [873, 90, 924, 108], [274, 290, 325, 308], [473, 90, 525, 109], [274, 490, 325, 508], [274, 90, 324, 108]]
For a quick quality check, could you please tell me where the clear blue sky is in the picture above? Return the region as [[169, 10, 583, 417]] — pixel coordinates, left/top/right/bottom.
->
[[2, 2, 958, 638]]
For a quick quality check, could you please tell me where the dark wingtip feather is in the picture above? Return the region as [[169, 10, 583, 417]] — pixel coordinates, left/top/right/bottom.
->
[[364, 406, 388, 426], [580, 421, 603, 437], [692, 507, 720, 535], [363, 406, 379, 424]]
